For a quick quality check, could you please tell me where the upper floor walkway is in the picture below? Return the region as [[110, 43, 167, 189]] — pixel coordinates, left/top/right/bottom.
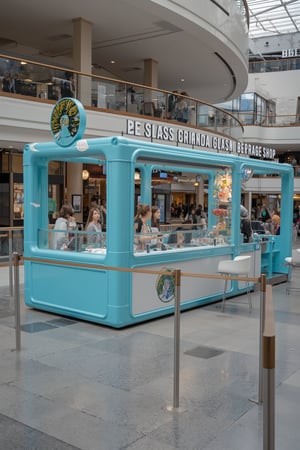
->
[[1, 53, 300, 170]]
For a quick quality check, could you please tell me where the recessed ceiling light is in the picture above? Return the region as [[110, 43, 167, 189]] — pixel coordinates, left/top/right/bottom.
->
[[181, 77, 185, 82], [110, 60, 116, 64]]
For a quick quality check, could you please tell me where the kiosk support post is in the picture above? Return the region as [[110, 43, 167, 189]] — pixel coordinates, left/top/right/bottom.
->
[[173, 269, 181, 409]]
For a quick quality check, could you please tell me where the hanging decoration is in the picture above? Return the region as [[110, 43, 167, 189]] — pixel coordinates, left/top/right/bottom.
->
[[213, 171, 232, 203], [241, 168, 253, 183]]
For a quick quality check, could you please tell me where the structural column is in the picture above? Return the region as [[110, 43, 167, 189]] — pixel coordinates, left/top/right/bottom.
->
[[195, 178, 205, 208], [73, 17, 93, 106], [144, 58, 158, 105], [144, 58, 158, 88], [65, 18, 93, 222]]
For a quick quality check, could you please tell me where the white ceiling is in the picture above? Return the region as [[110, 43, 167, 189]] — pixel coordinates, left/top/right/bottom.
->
[[0, 0, 248, 103], [248, 0, 300, 38]]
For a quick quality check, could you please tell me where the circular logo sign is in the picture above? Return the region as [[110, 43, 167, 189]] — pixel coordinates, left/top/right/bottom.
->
[[50, 98, 86, 147], [156, 268, 175, 303]]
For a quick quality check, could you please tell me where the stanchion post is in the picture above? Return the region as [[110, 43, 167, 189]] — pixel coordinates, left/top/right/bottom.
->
[[263, 285, 275, 450], [259, 273, 267, 403], [9, 229, 13, 299], [173, 268, 181, 409], [13, 252, 21, 351]]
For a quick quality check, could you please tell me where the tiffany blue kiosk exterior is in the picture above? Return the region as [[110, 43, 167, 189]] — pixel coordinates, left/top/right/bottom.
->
[[23, 99, 294, 328]]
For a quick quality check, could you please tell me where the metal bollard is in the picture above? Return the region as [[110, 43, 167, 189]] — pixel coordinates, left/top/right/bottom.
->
[[173, 269, 181, 409], [263, 285, 275, 450], [13, 252, 21, 351], [258, 273, 267, 403], [9, 230, 13, 299], [263, 342, 275, 450]]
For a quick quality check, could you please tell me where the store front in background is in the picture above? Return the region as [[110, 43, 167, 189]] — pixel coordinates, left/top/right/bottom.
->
[[0, 151, 64, 226]]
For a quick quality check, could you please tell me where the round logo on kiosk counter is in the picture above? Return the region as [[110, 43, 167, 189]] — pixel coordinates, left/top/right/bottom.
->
[[156, 268, 175, 303], [50, 98, 86, 147]]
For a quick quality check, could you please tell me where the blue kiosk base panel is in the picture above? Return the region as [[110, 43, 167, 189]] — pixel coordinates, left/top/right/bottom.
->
[[23, 259, 256, 329], [24, 262, 109, 319]]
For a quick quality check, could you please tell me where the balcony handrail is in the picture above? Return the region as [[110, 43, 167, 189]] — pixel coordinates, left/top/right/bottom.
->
[[235, 0, 250, 29], [0, 52, 244, 136]]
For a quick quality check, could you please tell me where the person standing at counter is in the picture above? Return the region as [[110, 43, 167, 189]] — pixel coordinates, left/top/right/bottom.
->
[[240, 204, 253, 243], [52, 204, 74, 250], [259, 204, 271, 223], [134, 204, 154, 250], [271, 210, 280, 235], [85, 207, 102, 246], [151, 206, 161, 231], [185, 207, 198, 229]]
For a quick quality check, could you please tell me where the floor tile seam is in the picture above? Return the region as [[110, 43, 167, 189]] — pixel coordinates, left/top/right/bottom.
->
[[24, 390, 117, 424], [2, 382, 102, 416], [278, 367, 300, 385], [3, 355, 100, 380], [79, 402, 174, 436], [0, 410, 83, 450], [198, 401, 259, 449], [20, 403, 145, 447], [0, 323, 15, 333], [185, 395, 257, 423]]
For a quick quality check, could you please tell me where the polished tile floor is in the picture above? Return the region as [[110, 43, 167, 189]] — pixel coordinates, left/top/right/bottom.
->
[[0, 259, 300, 449]]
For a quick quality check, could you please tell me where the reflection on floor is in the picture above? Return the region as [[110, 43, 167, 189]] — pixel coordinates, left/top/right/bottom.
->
[[0, 265, 300, 450]]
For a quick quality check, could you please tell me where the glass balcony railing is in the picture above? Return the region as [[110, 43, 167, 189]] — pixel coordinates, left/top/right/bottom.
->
[[249, 57, 300, 74], [0, 53, 244, 139], [0, 227, 23, 262]]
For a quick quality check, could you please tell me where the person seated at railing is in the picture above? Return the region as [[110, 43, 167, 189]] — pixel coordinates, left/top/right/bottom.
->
[[208, 110, 215, 125], [2, 72, 13, 93], [291, 156, 297, 175], [167, 90, 178, 119], [60, 72, 74, 98]]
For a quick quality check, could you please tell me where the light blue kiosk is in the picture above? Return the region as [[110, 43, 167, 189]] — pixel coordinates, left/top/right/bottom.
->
[[23, 99, 293, 328]]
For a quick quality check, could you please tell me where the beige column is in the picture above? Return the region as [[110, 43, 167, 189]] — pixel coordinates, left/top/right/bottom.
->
[[144, 58, 158, 88], [144, 59, 158, 106], [195, 178, 205, 207], [66, 162, 83, 223], [65, 18, 93, 223], [73, 17, 93, 106]]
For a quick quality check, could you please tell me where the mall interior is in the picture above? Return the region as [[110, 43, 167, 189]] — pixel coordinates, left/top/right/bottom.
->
[[0, 1, 300, 449]]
